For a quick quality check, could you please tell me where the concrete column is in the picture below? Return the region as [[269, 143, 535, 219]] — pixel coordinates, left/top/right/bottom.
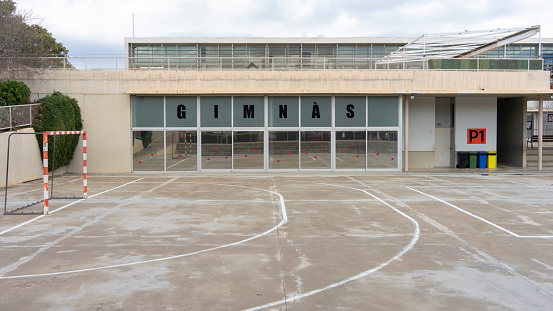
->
[[404, 95, 409, 172], [538, 95, 543, 171]]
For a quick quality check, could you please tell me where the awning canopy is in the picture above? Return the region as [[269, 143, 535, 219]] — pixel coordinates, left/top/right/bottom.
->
[[380, 26, 541, 64]]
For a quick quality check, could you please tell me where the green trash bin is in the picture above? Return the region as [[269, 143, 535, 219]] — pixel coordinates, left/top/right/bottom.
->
[[469, 152, 478, 168]]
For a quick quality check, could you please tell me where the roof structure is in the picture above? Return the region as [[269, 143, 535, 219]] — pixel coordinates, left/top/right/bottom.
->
[[379, 26, 541, 64]]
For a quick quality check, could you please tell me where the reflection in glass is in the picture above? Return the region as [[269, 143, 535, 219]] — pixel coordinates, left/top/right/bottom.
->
[[201, 131, 232, 170], [166, 131, 197, 171], [336, 131, 366, 169], [133, 131, 164, 171], [233, 131, 264, 169], [367, 131, 398, 169], [300, 131, 331, 169], [269, 131, 299, 169]]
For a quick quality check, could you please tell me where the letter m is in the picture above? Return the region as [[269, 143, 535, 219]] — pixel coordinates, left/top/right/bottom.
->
[[244, 105, 254, 118]]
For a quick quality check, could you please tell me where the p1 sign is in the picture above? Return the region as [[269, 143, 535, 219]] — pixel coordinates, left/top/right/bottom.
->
[[467, 128, 486, 144]]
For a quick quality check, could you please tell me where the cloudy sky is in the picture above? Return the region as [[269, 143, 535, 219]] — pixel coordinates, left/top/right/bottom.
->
[[14, 0, 553, 56]]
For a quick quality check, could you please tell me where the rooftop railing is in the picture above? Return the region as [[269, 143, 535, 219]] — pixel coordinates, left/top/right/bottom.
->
[[0, 56, 545, 71]]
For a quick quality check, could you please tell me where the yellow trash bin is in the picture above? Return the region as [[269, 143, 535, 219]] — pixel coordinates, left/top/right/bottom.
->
[[487, 151, 496, 169]]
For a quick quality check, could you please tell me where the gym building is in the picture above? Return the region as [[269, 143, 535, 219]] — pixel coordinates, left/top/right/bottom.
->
[[8, 26, 553, 174]]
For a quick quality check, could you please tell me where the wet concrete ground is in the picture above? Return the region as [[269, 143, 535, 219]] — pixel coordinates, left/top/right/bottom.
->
[[1, 171, 553, 310]]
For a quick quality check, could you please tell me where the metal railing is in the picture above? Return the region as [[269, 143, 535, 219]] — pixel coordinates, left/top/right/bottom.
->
[[0, 104, 40, 132], [1, 56, 545, 71]]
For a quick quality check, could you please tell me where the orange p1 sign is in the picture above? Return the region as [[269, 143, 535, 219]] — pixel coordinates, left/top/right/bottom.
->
[[467, 128, 486, 144]]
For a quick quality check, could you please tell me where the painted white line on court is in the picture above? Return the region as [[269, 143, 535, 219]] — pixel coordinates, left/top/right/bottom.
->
[[8, 178, 82, 195], [0, 184, 287, 279], [167, 155, 196, 169], [244, 178, 420, 311], [1, 177, 176, 276], [407, 186, 553, 239], [414, 207, 553, 298], [0, 177, 146, 236]]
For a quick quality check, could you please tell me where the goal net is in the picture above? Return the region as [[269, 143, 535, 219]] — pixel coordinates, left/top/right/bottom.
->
[[3, 131, 87, 215]]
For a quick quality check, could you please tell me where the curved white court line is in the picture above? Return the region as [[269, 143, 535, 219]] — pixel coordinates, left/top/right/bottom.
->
[[0, 184, 287, 279], [0, 177, 146, 236], [407, 186, 553, 239], [243, 179, 421, 311]]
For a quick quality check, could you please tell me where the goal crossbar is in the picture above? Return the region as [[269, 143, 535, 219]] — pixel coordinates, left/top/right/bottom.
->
[[3, 131, 87, 215]]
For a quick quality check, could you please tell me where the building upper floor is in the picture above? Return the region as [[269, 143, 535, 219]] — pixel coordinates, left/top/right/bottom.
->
[[124, 36, 553, 72]]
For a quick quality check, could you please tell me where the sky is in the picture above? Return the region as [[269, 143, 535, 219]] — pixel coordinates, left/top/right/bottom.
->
[[13, 0, 553, 57]]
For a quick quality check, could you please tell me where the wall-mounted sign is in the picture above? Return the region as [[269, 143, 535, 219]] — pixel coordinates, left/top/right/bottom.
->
[[548, 114, 553, 122], [467, 128, 486, 144], [527, 120, 533, 130]]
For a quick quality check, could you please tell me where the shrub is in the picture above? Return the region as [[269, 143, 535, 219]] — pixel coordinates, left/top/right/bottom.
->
[[33, 91, 83, 171], [0, 80, 31, 106]]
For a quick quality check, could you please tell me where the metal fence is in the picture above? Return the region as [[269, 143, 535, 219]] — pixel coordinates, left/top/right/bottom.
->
[[0, 56, 545, 71], [0, 104, 40, 132]]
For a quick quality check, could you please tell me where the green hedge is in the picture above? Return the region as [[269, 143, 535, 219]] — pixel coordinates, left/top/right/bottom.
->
[[33, 91, 83, 171], [0, 80, 31, 106]]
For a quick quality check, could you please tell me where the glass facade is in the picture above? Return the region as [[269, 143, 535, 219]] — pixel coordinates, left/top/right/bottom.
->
[[131, 95, 401, 172], [128, 41, 553, 73], [336, 131, 366, 169]]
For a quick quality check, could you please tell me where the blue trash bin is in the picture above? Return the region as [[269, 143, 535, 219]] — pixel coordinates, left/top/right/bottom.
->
[[477, 152, 487, 168]]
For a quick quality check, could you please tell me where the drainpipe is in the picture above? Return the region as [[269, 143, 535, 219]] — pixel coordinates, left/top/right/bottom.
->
[[404, 95, 409, 172], [538, 95, 543, 171]]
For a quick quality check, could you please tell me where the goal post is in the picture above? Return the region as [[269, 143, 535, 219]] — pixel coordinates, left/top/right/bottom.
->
[[42, 131, 87, 214], [3, 130, 87, 215]]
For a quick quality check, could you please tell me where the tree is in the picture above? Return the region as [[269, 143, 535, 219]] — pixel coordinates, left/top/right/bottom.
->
[[0, 0, 71, 77], [33, 91, 82, 171]]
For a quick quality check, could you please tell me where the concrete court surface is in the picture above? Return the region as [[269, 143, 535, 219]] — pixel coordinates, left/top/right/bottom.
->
[[1, 171, 553, 310]]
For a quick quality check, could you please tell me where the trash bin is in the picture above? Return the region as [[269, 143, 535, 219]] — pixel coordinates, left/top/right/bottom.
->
[[469, 152, 478, 168], [477, 152, 487, 168], [457, 151, 468, 168], [487, 151, 497, 169]]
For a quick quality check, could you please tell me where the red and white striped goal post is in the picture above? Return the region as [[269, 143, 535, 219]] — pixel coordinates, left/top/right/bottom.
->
[[42, 131, 87, 214]]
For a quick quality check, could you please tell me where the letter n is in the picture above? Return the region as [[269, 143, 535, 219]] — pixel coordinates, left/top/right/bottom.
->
[[279, 105, 287, 118]]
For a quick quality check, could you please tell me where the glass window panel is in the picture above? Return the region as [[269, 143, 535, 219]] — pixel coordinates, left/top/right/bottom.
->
[[133, 131, 164, 171], [249, 45, 266, 57], [367, 131, 398, 169], [132, 96, 164, 127], [233, 45, 248, 57], [166, 96, 197, 127], [335, 96, 366, 127], [288, 46, 301, 57], [201, 131, 232, 170], [368, 97, 398, 127], [300, 96, 331, 127], [233, 131, 264, 169], [268, 46, 286, 57], [165, 131, 197, 171], [233, 96, 264, 127], [336, 131, 366, 169], [317, 45, 335, 57], [269, 131, 299, 169], [268, 96, 299, 127], [200, 96, 231, 127], [300, 131, 331, 169]]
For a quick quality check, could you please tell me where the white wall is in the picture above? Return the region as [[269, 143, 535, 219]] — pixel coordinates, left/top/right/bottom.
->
[[455, 96, 497, 152], [0, 128, 43, 187]]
